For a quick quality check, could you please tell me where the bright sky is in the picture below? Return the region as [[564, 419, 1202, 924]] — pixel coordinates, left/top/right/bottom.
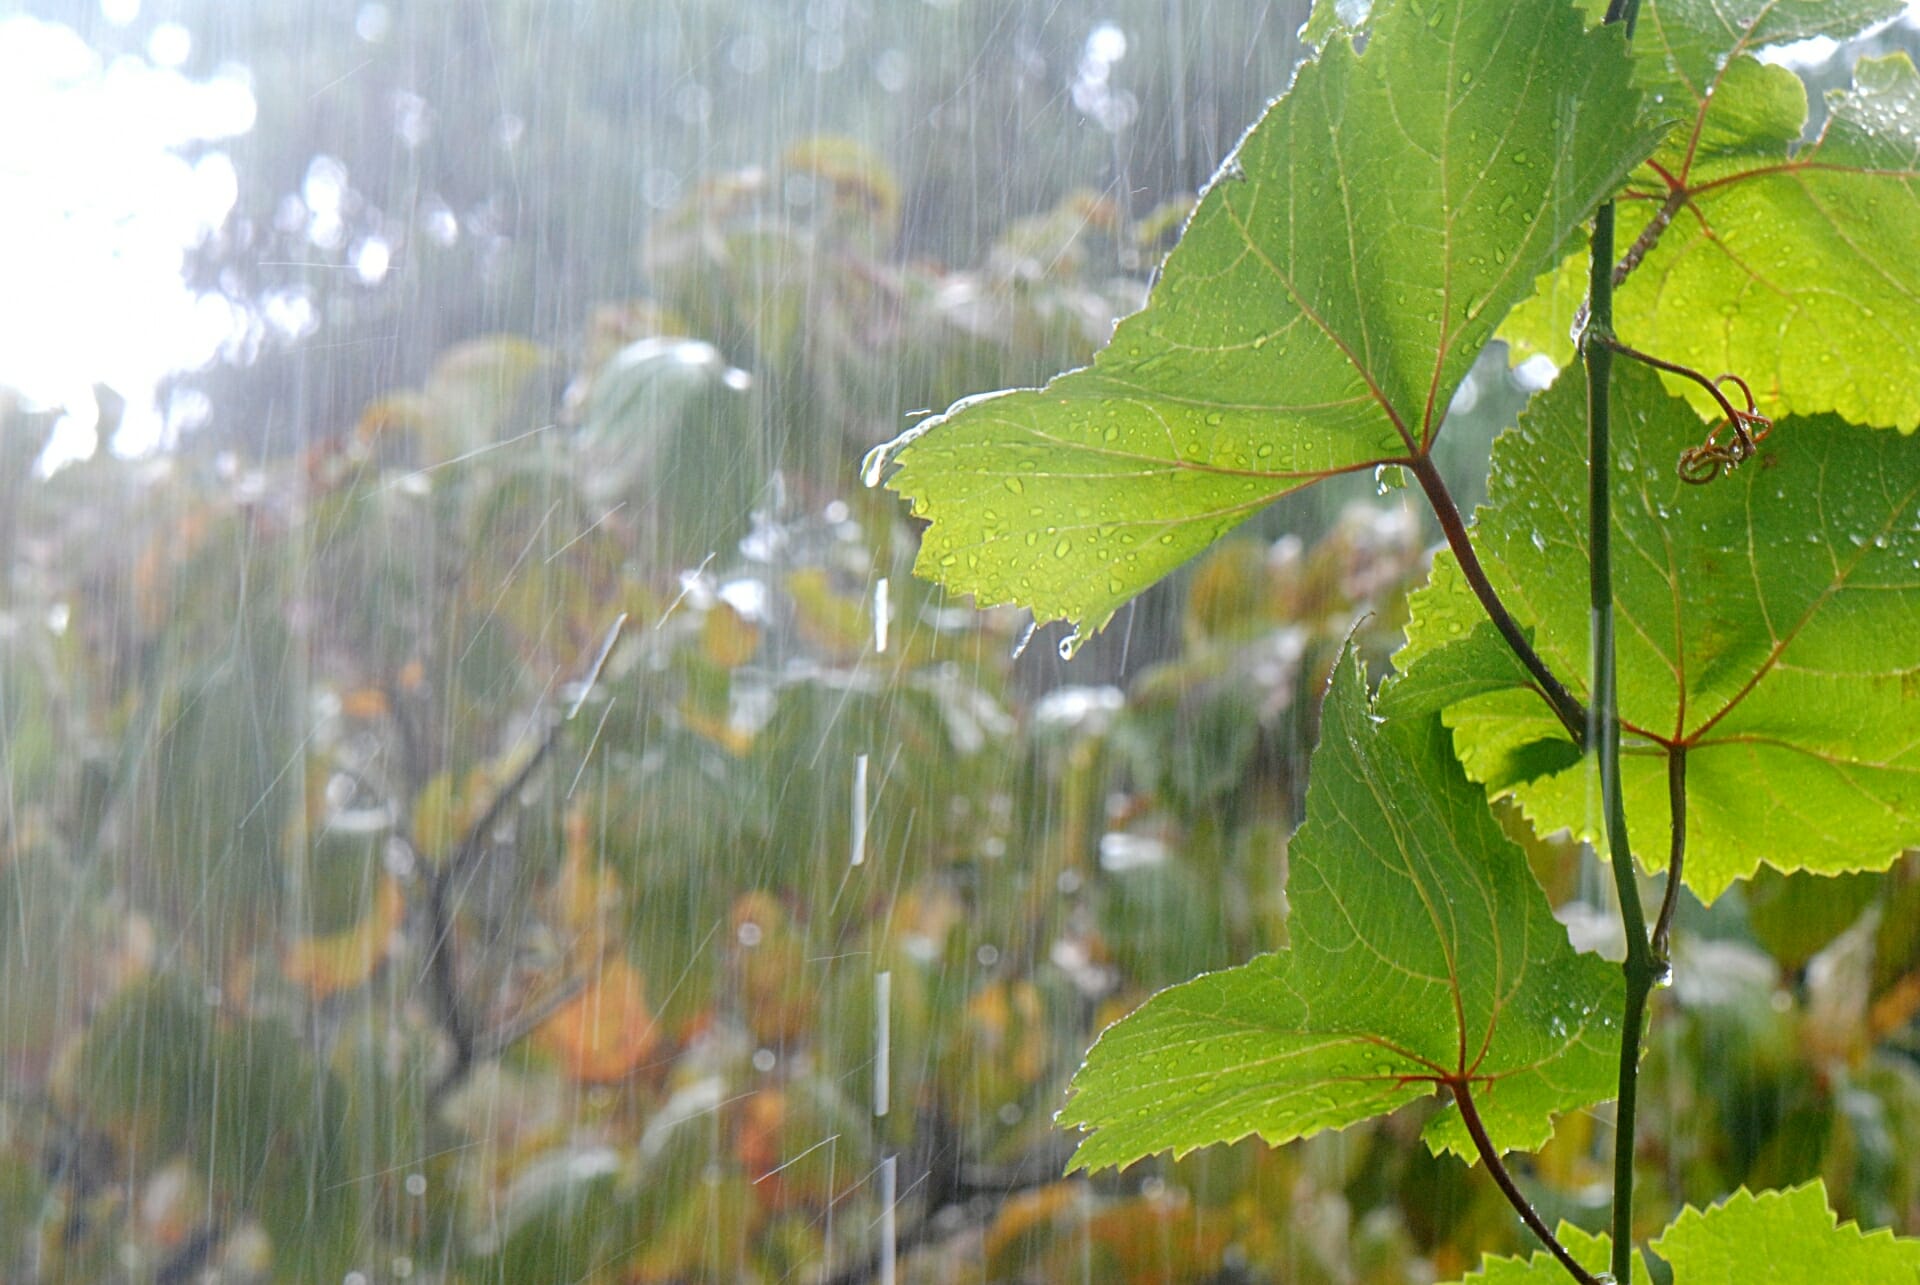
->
[[0, 7, 253, 467], [1, 3, 1916, 473]]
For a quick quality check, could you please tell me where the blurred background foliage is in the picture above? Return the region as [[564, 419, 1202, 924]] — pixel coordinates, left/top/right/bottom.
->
[[3, 1, 1919, 1281]]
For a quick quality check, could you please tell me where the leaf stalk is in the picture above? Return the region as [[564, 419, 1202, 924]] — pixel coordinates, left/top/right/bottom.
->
[[1408, 454, 1588, 745], [1453, 1080, 1603, 1285], [1653, 748, 1687, 965]]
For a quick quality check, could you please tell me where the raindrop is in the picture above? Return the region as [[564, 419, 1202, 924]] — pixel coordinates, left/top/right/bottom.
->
[[860, 444, 890, 488], [872, 576, 890, 652], [877, 1153, 899, 1285], [863, 419, 938, 487], [874, 969, 892, 1116], [850, 754, 870, 867], [1011, 617, 1039, 658]]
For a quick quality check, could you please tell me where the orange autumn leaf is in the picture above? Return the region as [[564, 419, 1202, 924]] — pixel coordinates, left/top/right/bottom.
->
[[536, 958, 660, 1083], [982, 1182, 1084, 1265], [1080, 1191, 1232, 1284], [282, 876, 403, 999], [338, 687, 391, 720], [732, 1089, 786, 1180], [985, 1184, 1231, 1285]]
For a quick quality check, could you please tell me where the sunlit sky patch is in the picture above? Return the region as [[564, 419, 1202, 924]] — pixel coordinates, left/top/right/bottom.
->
[[2, 1, 1917, 472], [0, 8, 253, 467]]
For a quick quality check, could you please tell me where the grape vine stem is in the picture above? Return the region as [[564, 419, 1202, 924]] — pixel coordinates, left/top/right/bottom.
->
[[1591, 5, 1659, 1283]]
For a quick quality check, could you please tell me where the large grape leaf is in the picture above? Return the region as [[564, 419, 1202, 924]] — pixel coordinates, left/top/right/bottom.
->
[[1398, 361, 1920, 901], [1503, 1, 1920, 429], [1443, 1181, 1920, 1282], [865, 0, 1654, 650], [1653, 1182, 1920, 1280], [1636, 0, 1900, 120], [1058, 648, 1620, 1172]]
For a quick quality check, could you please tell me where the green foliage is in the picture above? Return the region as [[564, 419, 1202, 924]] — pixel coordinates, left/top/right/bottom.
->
[[1062, 649, 1620, 1171], [1446, 1224, 1643, 1285], [1403, 362, 1920, 900], [1744, 867, 1885, 972], [873, 0, 1656, 648], [575, 336, 763, 571], [6, 111, 1487, 1275], [1503, 0, 1920, 429], [1451, 1181, 1920, 1282], [875, 0, 1920, 1274], [13, 0, 1920, 1277], [72, 979, 360, 1277]]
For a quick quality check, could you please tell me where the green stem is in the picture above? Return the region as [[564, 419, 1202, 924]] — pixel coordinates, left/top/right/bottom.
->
[[1590, 193, 1658, 1285], [1589, 5, 1657, 1278]]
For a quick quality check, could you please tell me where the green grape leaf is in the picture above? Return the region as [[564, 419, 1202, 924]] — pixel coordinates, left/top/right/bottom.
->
[[1448, 1181, 1920, 1282], [1503, 0, 1920, 430], [1402, 361, 1920, 901], [1652, 1182, 1920, 1281], [1636, 0, 1900, 114], [1058, 648, 1620, 1172], [1299, 0, 1372, 53], [867, 0, 1654, 650], [1378, 619, 1539, 719], [1443, 1223, 1649, 1285]]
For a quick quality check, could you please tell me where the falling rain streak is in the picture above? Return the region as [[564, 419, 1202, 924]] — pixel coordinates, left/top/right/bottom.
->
[[10, 1, 1905, 1280], [877, 1153, 899, 1285], [850, 752, 869, 867], [873, 968, 892, 1119]]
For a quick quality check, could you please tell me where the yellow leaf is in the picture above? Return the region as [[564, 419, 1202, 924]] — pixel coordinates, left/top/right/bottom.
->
[[411, 772, 458, 856], [681, 703, 756, 757], [781, 135, 902, 240], [785, 567, 868, 662], [281, 876, 403, 999], [699, 601, 761, 668]]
